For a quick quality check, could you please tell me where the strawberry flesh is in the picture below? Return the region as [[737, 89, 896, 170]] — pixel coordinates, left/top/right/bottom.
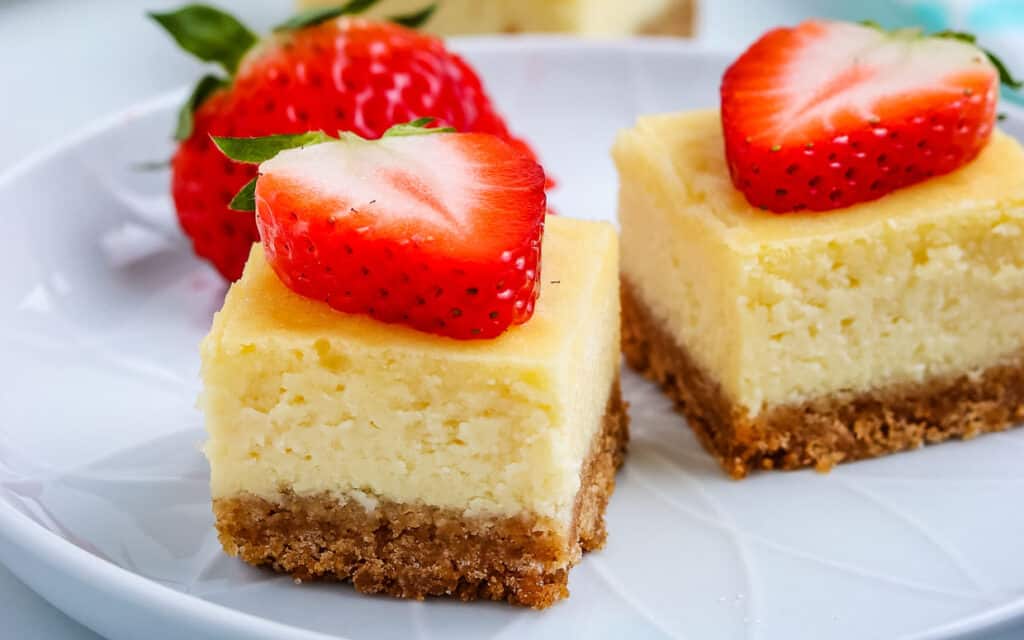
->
[[721, 21, 999, 213], [170, 17, 540, 280], [254, 132, 547, 339]]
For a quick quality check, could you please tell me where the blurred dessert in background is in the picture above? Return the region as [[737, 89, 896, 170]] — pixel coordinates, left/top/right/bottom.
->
[[296, 0, 693, 36]]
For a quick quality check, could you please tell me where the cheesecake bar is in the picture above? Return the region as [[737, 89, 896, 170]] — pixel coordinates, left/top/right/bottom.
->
[[201, 215, 625, 607], [614, 109, 1024, 478], [295, 0, 693, 37]]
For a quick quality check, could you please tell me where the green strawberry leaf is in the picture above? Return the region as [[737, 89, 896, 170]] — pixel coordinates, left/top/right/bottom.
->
[[274, 0, 380, 31], [216, 120, 456, 210], [390, 4, 437, 29], [176, 74, 228, 141], [382, 117, 455, 137], [228, 177, 258, 212], [150, 4, 258, 75], [212, 131, 334, 163], [934, 30, 1022, 90], [988, 52, 1023, 90], [934, 29, 976, 44]]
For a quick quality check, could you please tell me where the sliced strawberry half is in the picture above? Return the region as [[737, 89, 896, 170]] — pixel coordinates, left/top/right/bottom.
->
[[150, 2, 547, 282], [214, 121, 547, 340], [721, 21, 1020, 213]]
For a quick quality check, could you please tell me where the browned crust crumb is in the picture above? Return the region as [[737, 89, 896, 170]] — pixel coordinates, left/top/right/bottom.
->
[[621, 279, 1024, 479], [212, 380, 628, 609]]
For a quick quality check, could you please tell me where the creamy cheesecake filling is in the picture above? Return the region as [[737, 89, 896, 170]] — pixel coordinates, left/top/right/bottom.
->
[[622, 281, 1024, 477], [211, 381, 628, 608], [201, 216, 620, 525], [615, 109, 1024, 413]]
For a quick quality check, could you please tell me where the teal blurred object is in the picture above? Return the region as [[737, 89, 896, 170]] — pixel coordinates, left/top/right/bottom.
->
[[955, 0, 1024, 104], [697, 0, 1024, 104]]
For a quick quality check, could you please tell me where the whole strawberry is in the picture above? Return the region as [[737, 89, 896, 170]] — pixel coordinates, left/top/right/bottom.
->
[[720, 20, 1022, 213], [151, 2, 539, 280], [213, 121, 547, 340]]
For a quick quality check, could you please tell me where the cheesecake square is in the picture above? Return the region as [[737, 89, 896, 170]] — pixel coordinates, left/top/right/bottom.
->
[[295, 0, 693, 37], [614, 109, 1024, 478], [200, 215, 626, 608]]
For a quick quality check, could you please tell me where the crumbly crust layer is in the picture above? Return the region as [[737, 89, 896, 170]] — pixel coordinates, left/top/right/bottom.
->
[[212, 380, 628, 608], [622, 280, 1024, 479]]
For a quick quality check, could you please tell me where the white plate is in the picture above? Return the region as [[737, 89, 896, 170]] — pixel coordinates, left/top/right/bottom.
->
[[1, 38, 1023, 640]]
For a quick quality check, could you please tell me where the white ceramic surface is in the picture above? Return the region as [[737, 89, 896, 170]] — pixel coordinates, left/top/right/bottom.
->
[[1, 39, 1023, 640]]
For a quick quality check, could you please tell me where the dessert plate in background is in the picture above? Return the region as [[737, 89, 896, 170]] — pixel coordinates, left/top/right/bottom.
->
[[1, 39, 1023, 640]]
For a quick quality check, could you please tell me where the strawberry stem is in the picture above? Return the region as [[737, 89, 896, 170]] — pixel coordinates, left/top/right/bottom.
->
[[176, 74, 228, 140], [214, 132, 335, 212], [151, 5, 259, 140], [214, 120, 460, 211], [273, 0, 381, 31], [212, 131, 334, 163], [383, 117, 456, 137], [273, 0, 437, 32], [988, 52, 1023, 91], [390, 4, 438, 29], [858, 24, 1022, 91], [932, 30, 1021, 90], [149, 5, 257, 75], [228, 177, 258, 212]]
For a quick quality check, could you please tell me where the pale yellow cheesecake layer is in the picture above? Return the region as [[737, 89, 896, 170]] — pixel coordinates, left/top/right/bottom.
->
[[294, 0, 690, 36], [614, 109, 1024, 413], [201, 215, 620, 525]]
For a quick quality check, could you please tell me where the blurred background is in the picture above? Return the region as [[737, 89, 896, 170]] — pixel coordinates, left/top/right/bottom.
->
[[1, 0, 1022, 172], [1, 0, 1022, 638]]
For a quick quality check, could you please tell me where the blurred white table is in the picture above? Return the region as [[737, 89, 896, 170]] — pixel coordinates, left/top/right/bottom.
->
[[0, 1, 1022, 638], [0, 2, 290, 638]]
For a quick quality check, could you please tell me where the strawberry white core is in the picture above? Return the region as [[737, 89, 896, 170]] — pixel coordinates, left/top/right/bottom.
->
[[261, 135, 479, 235], [762, 21, 995, 142]]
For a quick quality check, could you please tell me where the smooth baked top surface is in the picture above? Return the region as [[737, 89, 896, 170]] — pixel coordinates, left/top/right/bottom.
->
[[615, 108, 1024, 411], [216, 214, 617, 365], [620, 109, 1024, 246]]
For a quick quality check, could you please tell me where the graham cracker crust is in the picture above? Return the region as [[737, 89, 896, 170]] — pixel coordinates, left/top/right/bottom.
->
[[212, 380, 628, 608], [622, 280, 1024, 479]]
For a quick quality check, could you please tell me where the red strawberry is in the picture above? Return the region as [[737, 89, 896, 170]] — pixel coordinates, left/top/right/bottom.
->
[[151, 2, 541, 280], [213, 122, 547, 340], [720, 21, 1021, 213]]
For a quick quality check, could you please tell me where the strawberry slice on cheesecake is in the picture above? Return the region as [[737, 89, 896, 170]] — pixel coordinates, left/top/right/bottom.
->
[[720, 20, 1020, 212], [214, 120, 547, 339], [615, 20, 1024, 477], [200, 120, 625, 606]]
